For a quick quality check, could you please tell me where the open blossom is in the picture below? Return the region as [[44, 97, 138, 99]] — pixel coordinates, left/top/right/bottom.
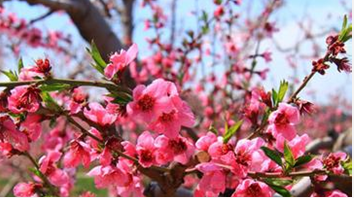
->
[[87, 164, 130, 189], [195, 162, 226, 196], [20, 114, 42, 142], [208, 138, 234, 158], [195, 132, 218, 151], [0, 142, 13, 158], [322, 152, 347, 174], [275, 134, 310, 159], [149, 95, 195, 138], [224, 138, 265, 177], [7, 85, 41, 113], [84, 102, 118, 126], [39, 151, 70, 187], [13, 182, 39, 197], [0, 115, 29, 152], [104, 43, 138, 79], [127, 78, 177, 123], [67, 88, 87, 114], [262, 51, 272, 63], [232, 179, 273, 197], [116, 175, 144, 197], [154, 135, 195, 165], [243, 87, 269, 125], [63, 140, 92, 168], [136, 131, 157, 168], [98, 137, 123, 166], [268, 103, 300, 140]]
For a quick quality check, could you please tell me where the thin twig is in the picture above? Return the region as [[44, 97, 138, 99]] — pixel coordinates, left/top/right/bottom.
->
[[0, 78, 131, 94], [29, 10, 55, 25]]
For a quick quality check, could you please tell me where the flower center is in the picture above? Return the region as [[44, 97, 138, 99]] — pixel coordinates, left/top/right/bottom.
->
[[140, 149, 154, 162], [246, 183, 262, 196], [323, 154, 340, 170], [159, 110, 176, 122], [274, 112, 289, 125], [137, 94, 155, 111], [17, 87, 40, 109], [168, 139, 187, 154], [221, 143, 233, 154], [235, 151, 251, 166]]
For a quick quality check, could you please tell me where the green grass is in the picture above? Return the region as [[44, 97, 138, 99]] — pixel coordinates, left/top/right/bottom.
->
[[71, 176, 107, 197]]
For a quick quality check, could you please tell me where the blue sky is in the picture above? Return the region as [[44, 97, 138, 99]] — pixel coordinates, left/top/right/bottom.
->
[[1, 0, 352, 104]]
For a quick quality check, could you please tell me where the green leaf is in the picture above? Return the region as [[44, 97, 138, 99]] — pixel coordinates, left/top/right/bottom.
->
[[261, 146, 283, 166], [223, 120, 243, 143], [201, 10, 208, 22], [268, 184, 292, 197], [18, 58, 24, 73], [29, 167, 42, 178], [0, 70, 18, 81], [87, 41, 107, 74], [338, 15, 352, 42], [342, 15, 348, 31], [263, 178, 293, 187], [40, 83, 71, 92], [41, 92, 62, 112], [202, 25, 209, 34], [278, 80, 288, 102], [341, 24, 352, 42], [294, 155, 313, 167], [284, 141, 295, 171], [271, 89, 278, 106], [341, 157, 352, 176], [106, 91, 132, 105]]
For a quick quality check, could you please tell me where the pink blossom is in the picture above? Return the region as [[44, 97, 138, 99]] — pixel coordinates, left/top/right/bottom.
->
[[149, 95, 195, 138], [0, 115, 29, 152], [262, 51, 272, 63], [84, 102, 118, 126], [63, 140, 92, 169], [13, 182, 38, 197], [136, 131, 157, 168], [7, 85, 41, 113], [87, 127, 103, 150], [116, 176, 144, 197], [127, 78, 177, 123], [67, 88, 87, 114], [20, 114, 42, 142], [232, 179, 273, 197], [208, 139, 234, 158], [98, 137, 123, 166], [214, 6, 224, 18], [19, 67, 44, 81], [195, 132, 218, 151], [42, 124, 73, 152], [104, 43, 138, 79], [222, 138, 264, 177], [0, 142, 13, 158], [39, 151, 70, 187], [322, 152, 347, 174], [155, 135, 195, 165], [305, 158, 327, 181], [195, 162, 226, 196], [268, 103, 300, 140], [87, 165, 130, 189], [275, 134, 310, 159]]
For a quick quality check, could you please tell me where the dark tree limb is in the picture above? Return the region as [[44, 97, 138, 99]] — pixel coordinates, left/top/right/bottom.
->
[[20, 0, 139, 86], [20, 0, 122, 62]]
